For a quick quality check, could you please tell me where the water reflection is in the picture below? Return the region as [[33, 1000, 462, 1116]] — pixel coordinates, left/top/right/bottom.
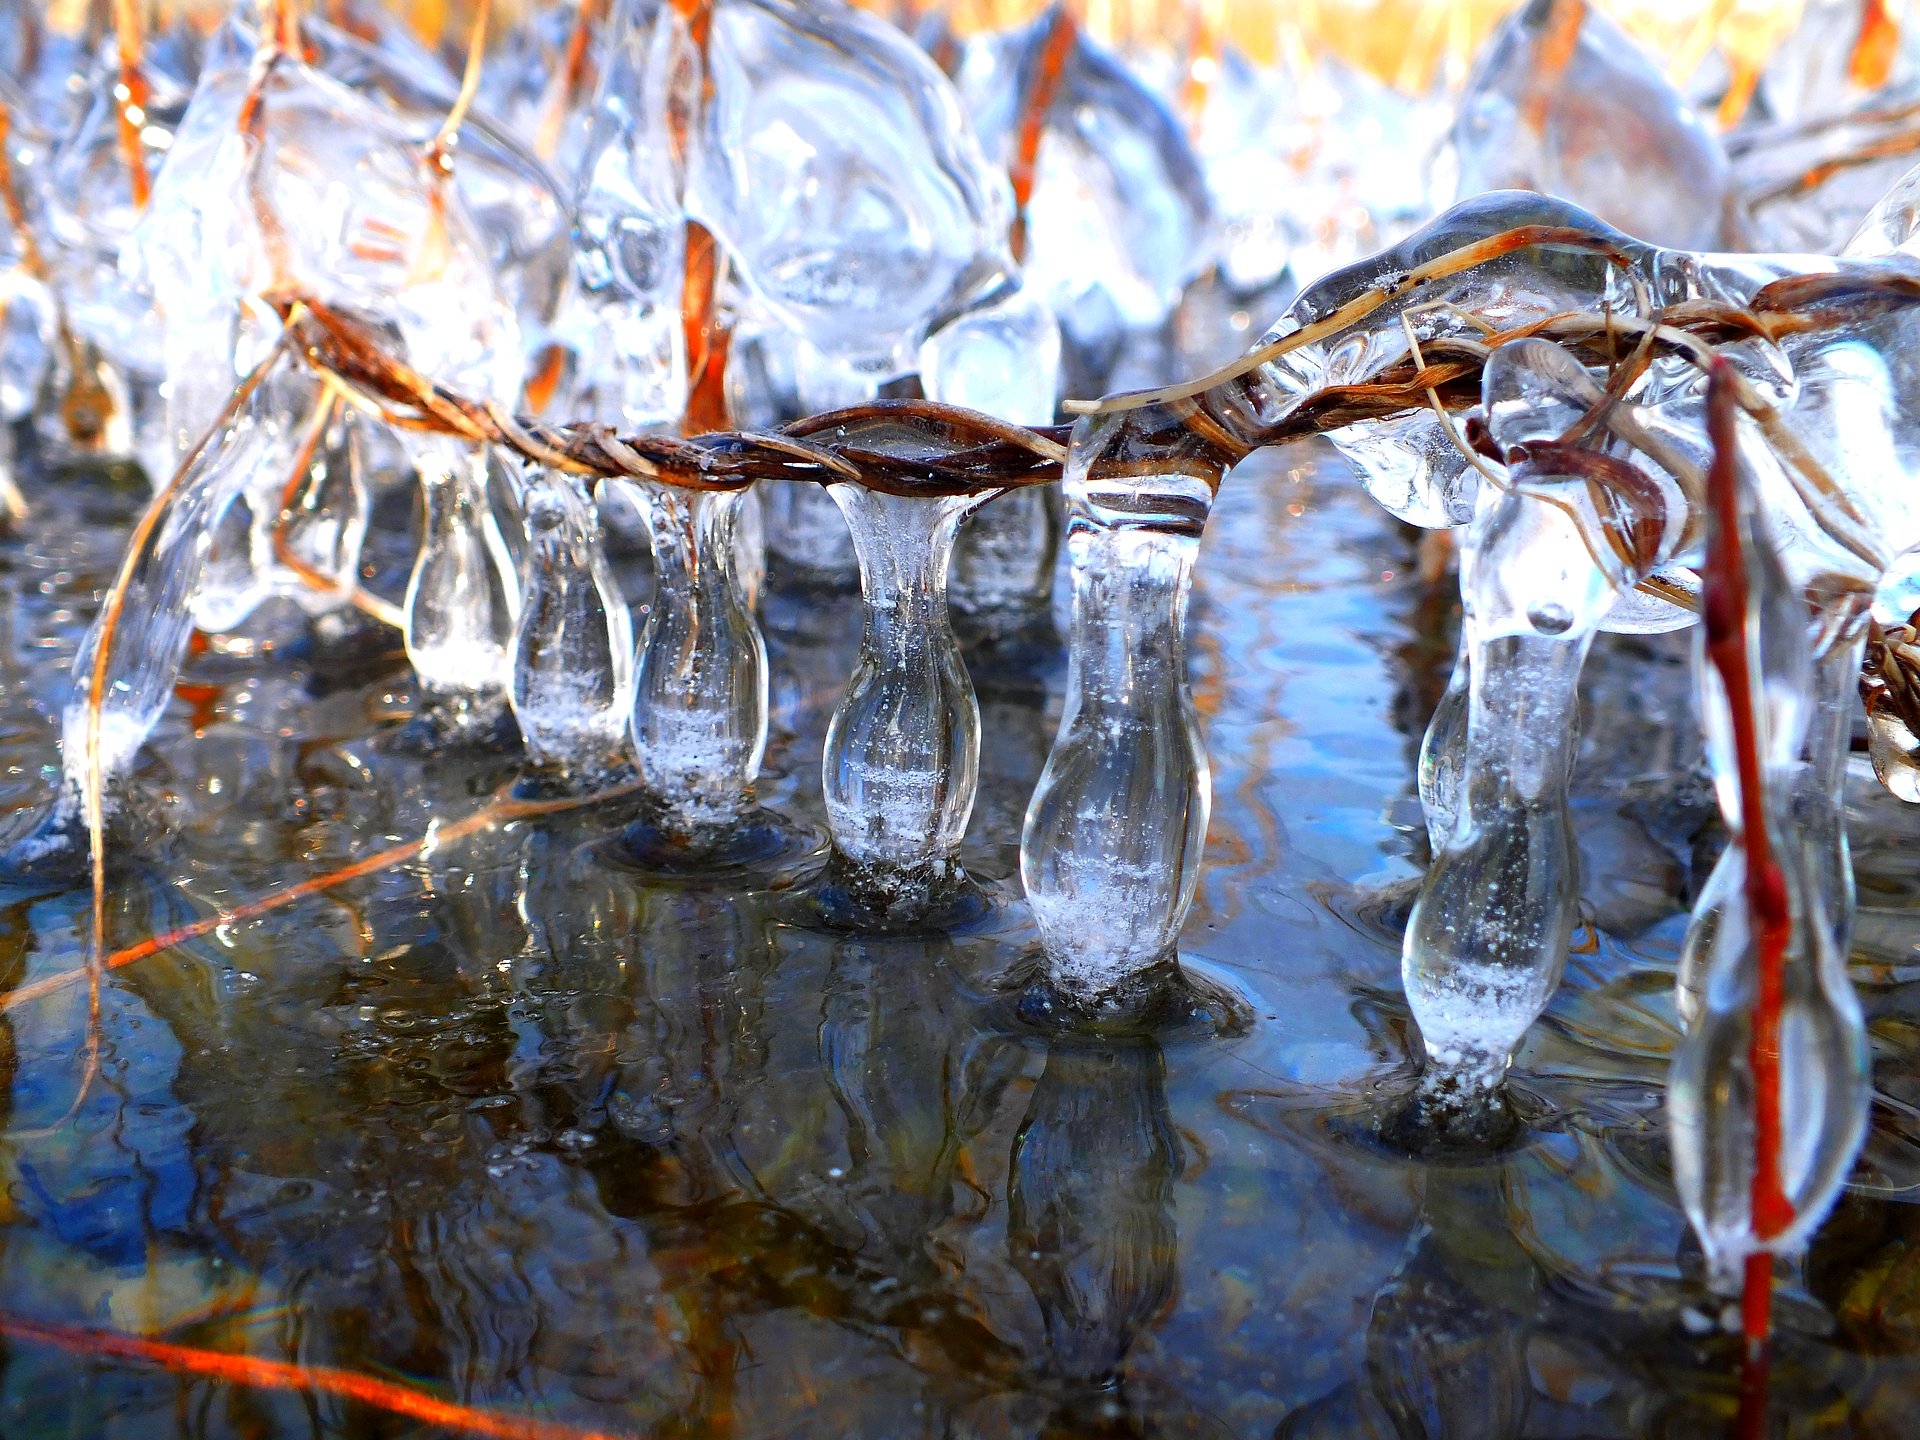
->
[[1010, 1038, 1179, 1430]]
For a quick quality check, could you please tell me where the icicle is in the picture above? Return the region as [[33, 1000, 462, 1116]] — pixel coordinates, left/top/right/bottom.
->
[[1021, 409, 1219, 1002], [507, 469, 634, 793], [399, 436, 522, 747], [924, 282, 1064, 643], [1447, 0, 1731, 250], [1669, 373, 1871, 1297], [1403, 338, 1679, 1103], [820, 482, 990, 925], [274, 401, 372, 616], [627, 480, 767, 837], [18, 392, 277, 869], [1418, 635, 1470, 852]]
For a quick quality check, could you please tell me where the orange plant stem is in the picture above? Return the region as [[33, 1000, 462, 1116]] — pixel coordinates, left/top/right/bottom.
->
[[0, 780, 640, 1016], [1850, 0, 1900, 90], [1009, 6, 1076, 265], [111, 0, 152, 211], [0, 1313, 634, 1440], [669, 0, 729, 437]]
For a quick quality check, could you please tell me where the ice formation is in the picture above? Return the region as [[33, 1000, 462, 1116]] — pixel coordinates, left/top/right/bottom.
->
[[16, 0, 1920, 1347]]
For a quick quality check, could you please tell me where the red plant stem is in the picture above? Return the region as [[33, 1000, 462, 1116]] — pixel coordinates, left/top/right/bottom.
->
[[1850, 0, 1900, 90], [1735, 1250, 1773, 1440], [111, 0, 152, 211], [0, 1313, 633, 1440], [669, 0, 729, 437], [1009, 6, 1076, 266], [1701, 360, 1794, 1377]]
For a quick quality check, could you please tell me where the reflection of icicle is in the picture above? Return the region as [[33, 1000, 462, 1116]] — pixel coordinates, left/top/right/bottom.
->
[[823, 484, 985, 920], [628, 480, 766, 833], [508, 471, 634, 788], [1009, 1039, 1179, 1393], [1022, 411, 1215, 1000], [402, 437, 522, 742]]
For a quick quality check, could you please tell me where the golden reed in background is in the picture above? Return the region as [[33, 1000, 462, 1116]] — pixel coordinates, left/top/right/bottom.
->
[[38, 0, 1879, 102]]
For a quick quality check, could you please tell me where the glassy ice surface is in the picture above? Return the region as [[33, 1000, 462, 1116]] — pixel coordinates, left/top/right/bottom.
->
[[9, 438, 1920, 1433]]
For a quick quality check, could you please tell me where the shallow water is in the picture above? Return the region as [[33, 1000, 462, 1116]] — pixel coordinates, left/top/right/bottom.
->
[[1, 440, 1918, 1438]]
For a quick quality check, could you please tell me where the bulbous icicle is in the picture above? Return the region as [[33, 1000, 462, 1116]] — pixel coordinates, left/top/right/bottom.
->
[[1404, 473, 1638, 1088], [508, 471, 634, 787], [1668, 459, 1869, 1295], [1022, 412, 1214, 1000], [823, 484, 985, 918], [275, 401, 372, 616], [402, 436, 522, 738], [1405, 337, 1686, 1094], [924, 283, 1064, 639], [629, 480, 768, 832], [49, 397, 278, 836]]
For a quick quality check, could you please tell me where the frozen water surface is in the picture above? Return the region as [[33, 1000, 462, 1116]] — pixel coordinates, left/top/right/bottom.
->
[[5, 440, 1920, 1436]]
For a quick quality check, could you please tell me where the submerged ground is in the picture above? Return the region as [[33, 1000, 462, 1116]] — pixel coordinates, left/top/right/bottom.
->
[[0, 441, 1915, 1437]]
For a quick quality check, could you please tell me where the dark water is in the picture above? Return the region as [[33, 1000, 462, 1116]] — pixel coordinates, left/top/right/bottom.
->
[[0, 440, 1917, 1438]]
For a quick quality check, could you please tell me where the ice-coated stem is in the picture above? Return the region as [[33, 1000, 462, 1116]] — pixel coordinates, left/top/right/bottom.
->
[[273, 401, 371, 617], [33, 404, 275, 860], [508, 471, 635, 791], [1669, 371, 1869, 1299], [822, 484, 986, 921], [1021, 414, 1215, 1002], [628, 479, 768, 835], [1677, 619, 1865, 1026], [401, 436, 522, 744], [1403, 625, 1589, 1094]]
